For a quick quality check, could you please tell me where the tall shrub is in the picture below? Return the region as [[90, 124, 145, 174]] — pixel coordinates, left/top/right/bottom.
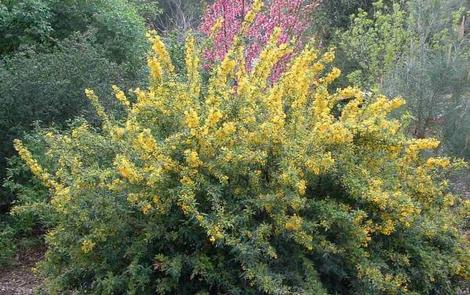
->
[[0, 34, 131, 208], [15, 2, 469, 294], [338, 0, 470, 159], [199, 0, 315, 79], [0, 0, 147, 64], [0, 0, 149, 206]]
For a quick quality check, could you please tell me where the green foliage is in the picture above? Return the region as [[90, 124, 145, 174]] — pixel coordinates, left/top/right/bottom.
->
[[4, 127, 52, 221], [337, 0, 409, 89], [0, 128, 55, 267], [13, 30, 469, 294], [0, 0, 54, 54], [337, 0, 470, 160], [310, 0, 394, 42], [0, 224, 15, 266], [0, 34, 137, 206], [0, 0, 148, 65], [0, 0, 149, 207], [130, 0, 162, 28]]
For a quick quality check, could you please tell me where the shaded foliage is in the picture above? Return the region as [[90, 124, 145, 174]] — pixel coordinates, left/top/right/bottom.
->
[[0, 0, 147, 64], [0, 34, 142, 208]]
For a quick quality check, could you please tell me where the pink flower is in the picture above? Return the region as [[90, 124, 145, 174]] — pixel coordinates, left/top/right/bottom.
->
[[200, 0, 316, 80]]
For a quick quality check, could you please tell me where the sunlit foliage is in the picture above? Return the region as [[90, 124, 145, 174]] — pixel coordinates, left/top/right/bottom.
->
[[14, 2, 469, 294]]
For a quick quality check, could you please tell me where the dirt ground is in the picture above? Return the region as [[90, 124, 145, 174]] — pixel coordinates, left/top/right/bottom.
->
[[0, 246, 44, 295]]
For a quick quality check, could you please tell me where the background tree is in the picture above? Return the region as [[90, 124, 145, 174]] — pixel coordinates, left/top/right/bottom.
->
[[0, 0, 148, 63], [337, 0, 469, 159], [156, 0, 208, 31], [199, 0, 316, 80], [0, 0, 148, 213], [309, 0, 394, 45]]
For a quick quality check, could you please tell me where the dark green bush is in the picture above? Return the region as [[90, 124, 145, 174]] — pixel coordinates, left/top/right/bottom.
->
[[0, 0, 147, 64], [0, 224, 15, 266], [0, 34, 139, 207]]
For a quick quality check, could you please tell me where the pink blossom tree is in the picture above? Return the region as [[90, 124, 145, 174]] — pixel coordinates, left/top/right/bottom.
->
[[199, 0, 317, 78]]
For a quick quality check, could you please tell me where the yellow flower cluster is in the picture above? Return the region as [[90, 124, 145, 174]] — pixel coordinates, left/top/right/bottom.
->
[[285, 215, 303, 231], [112, 85, 130, 108], [81, 239, 96, 254], [324, 67, 341, 84], [406, 138, 440, 160], [147, 31, 175, 74], [14, 139, 56, 188], [134, 129, 158, 155], [185, 35, 201, 99], [210, 17, 224, 37], [241, 0, 263, 33], [13, 18, 468, 293], [426, 157, 451, 169], [206, 108, 223, 127], [184, 108, 200, 130], [85, 89, 110, 128], [185, 150, 203, 168], [114, 154, 142, 184]]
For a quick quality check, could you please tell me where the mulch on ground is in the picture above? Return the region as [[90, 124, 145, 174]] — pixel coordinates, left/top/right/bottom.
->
[[0, 246, 45, 295]]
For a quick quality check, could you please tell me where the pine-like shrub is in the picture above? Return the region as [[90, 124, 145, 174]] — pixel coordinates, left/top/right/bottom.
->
[[15, 2, 469, 294]]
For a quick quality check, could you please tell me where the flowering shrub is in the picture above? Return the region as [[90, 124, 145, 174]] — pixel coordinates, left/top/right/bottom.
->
[[199, 0, 315, 79], [15, 4, 469, 294]]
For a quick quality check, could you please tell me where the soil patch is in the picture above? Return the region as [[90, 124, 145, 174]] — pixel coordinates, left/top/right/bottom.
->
[[0, 246, 45, 295]]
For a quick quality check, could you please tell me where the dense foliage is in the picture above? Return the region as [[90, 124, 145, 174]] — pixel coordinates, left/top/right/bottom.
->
[[14, 3, 469, 293], [337, 0, 470, 159], [0, 0, 147, 63], [1, 0, 468, 294], [309, 0, 394, 43], [1, 128, 50, 265], [0, 0, 149, 209], [0, 34, 141, 208]]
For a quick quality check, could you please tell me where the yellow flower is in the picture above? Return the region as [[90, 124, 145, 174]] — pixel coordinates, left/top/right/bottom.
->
[[141, 203, 152, 215], [285, 215, 303, 231], [148, 32, 175, 74], [206, 108, 223, 127], [208, 226, 224, 243], [185, 150, 203, 168], [13, 139, 59, 189], [297, 180, 307, 196], [381, 218, 395, 235], [389, 97, 406, 109], [112, 85, 130, 107], [426, 157, 451, 169], [210, 17, 224, 36], [241, 0, 263, 33], [180, 176, 194, 186], [135, 129, 158, 154], [85, 88, 110, 128], [115, 155, 142, 184], [81, 239, 96, 253], [185, 34, 201, 98], [339, 86, 362, 99], [405, 138, 440, 161], [324, 67, 341, 83], [152, 195, 161, 204], [127, 193, 140, 204], [148, 56, 163, 81], [184, 108, 200, 130], [322, 51, 335, 63], [312, 62, 325, 73]]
